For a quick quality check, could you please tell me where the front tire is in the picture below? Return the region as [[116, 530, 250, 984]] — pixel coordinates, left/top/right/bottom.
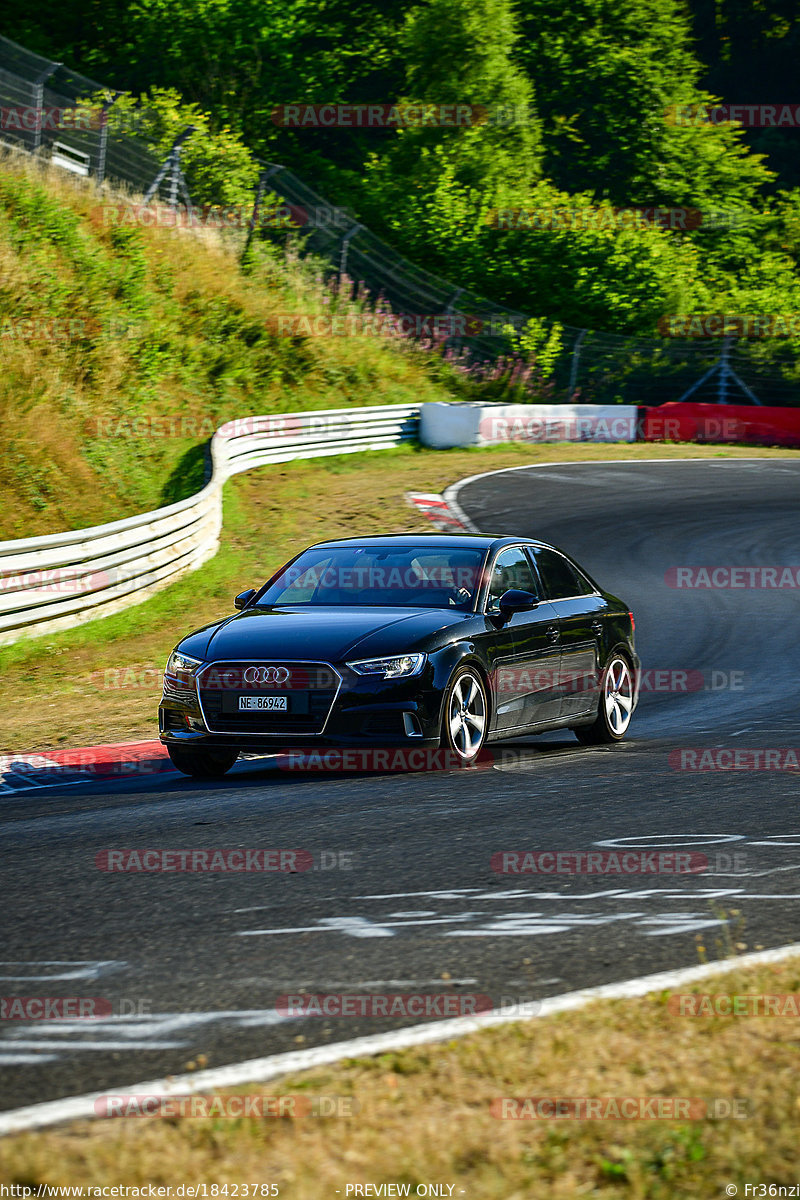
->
[[167, 745, 239, 779], [573, 654, 634, 745], [440, 666, 488, 763]]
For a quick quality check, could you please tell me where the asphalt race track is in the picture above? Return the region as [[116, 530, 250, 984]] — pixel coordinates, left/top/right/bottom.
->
[[3, 457, 800, 1113]]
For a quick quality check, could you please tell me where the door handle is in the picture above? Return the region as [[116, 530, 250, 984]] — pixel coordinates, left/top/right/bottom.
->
[[546, 625, 560, 643], [591, 621, 603, 634]]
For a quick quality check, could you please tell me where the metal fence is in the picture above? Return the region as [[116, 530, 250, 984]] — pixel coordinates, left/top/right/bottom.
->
[[0, 33, 797, 406], [0, 404, 420, 646], [258, 162, 796, 406], [0, 35, 166, 196]]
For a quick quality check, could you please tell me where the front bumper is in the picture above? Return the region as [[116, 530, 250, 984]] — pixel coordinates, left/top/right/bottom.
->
[[158, 658, 444, 752]]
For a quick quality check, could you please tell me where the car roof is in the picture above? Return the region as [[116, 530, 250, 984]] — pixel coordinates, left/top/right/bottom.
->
[[310, 534, 546, 551]]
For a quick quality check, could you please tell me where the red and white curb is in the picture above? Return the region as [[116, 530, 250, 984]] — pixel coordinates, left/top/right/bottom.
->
[[1, 942, 799, 1136], [0, 741, 172, 792], [405, 492, 474, 532]]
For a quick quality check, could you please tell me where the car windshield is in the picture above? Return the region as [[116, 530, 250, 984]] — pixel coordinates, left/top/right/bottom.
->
[[257, 545, 486, 609]]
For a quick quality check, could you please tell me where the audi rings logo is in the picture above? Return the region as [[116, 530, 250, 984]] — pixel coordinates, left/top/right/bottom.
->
[[243, 666, 291, 685]]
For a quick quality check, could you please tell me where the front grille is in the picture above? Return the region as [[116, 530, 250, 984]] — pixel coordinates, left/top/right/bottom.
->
[[196, 661, 341, 736]]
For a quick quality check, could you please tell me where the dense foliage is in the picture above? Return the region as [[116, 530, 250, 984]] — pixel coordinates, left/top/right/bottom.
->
[[8, 0, 800, 342]]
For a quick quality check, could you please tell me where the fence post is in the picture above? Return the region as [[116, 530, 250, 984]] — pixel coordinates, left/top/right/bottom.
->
[[443, 288, 464, 355], [95, 91, 122, 189], [32, 60, 60, 152], [675, 336, 762, 406], [568, 328, 586, 398], [241, 164, 283, 262], [339, 223, 362, 288], [142, 126, 196, 209]]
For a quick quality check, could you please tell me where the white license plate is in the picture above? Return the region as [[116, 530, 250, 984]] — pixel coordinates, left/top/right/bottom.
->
[[238, 695, 288, 711]]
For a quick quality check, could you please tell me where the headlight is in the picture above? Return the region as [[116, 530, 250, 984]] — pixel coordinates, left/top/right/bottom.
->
[[347, 653, 426, 679], [166, 650, 203, 677]]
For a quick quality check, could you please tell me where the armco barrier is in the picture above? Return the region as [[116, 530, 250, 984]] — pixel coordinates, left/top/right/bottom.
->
[[420, 402, 638, 449], [0, 404, 419, 646], [641, 402, 800, 446]]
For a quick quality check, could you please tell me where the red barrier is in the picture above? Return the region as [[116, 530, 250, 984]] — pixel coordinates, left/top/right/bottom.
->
[[642, 403, 800, 446]]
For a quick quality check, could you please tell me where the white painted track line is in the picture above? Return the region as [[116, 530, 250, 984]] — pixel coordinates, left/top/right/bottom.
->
[[2, 942, 799, 1137]]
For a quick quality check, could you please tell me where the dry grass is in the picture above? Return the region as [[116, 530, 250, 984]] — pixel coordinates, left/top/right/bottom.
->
[[2, 439, 798, 754], [2, 955, 800, 1196]]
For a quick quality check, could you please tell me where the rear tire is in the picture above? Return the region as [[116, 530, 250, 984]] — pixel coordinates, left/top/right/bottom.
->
[[167, 745, 239, 779], [573, 654, 634, 745]]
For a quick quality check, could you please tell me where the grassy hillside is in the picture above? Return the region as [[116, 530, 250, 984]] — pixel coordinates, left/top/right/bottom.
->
[[0, 150, 459, 540]]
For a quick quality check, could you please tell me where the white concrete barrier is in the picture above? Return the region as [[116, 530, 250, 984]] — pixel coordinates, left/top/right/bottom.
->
[[420, 402, 638, 448]]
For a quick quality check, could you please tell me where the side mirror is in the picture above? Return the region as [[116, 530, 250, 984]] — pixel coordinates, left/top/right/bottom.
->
[[234, 588, 257, 611], [498, 588, 539, 616]]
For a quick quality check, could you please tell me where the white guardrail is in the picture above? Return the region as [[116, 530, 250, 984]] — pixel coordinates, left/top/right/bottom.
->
[[0, 404, 420, 646]]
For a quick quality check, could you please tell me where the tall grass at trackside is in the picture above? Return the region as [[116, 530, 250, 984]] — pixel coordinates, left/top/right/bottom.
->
[[0, 148, 469, 539]]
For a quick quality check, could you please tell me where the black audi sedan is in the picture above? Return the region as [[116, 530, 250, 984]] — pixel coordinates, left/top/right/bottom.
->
[[159, 534, 639, 777]]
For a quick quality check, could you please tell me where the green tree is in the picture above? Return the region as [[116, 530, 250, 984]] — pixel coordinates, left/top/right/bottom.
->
[[516, 0, 772, 207]]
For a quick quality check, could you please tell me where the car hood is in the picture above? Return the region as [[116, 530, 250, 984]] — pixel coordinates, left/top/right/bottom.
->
[[186, 606, 474, 663]]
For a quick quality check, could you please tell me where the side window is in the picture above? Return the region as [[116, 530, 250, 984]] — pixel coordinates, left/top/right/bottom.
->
[[531, 547, 594, 600], [486, 547, 538, 612]]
